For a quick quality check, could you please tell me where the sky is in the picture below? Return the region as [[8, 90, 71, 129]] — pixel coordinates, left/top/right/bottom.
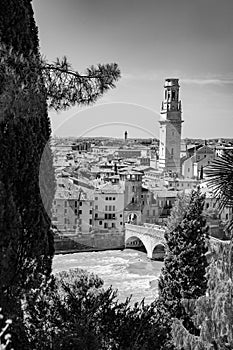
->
[[33, 0, 233, 139]]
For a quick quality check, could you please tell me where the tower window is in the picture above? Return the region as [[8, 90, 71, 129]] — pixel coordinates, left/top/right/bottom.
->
[[172, 91, 176, 100]]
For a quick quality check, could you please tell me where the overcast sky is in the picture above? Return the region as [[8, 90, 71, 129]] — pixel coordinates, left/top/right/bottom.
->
[[33, 0, 233, 139]]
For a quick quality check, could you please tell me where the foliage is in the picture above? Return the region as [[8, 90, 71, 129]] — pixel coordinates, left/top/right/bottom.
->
[[205, 151, 233, 231], [43, 57, 121, 111], [173, 242, 233, 350], [158, 188, 209, 342], [0, 0, 120, 348], [172, 152, 233, 349], [24, 268, 173, 350], [0, 308, 12, 350], [166, 191, 192, 232]]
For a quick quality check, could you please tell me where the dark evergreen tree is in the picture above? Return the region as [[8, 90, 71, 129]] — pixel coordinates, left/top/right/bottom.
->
[[172, 153, 233, 349], [0, 0, 120, 347], [24, 269, 174, 350], [158, 188, 209, 340]]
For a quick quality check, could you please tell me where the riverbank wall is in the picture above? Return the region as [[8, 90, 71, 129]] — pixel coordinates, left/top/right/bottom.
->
[[54, 232, 125, 254]]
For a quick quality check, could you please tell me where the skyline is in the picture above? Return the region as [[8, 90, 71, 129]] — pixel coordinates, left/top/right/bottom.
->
[[33, 0, 233, 139]]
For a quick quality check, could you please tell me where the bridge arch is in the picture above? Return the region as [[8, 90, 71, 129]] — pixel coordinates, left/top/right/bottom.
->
[[151, 243, 166, 260], [125, 223, 166, 260], [125, 235, 149, 254]]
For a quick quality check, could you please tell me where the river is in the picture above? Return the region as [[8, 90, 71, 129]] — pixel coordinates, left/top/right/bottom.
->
[[53, 249, 163, 305]]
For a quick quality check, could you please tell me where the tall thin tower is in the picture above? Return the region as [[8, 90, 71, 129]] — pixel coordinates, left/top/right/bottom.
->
[[158, 78, 183, 174]]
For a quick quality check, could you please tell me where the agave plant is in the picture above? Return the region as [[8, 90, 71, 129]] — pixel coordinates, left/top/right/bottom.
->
[[205, 151, 233, 232]]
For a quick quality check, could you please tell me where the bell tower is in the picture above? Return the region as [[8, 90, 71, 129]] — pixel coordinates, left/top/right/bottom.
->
[[158, 78, 183, 175]]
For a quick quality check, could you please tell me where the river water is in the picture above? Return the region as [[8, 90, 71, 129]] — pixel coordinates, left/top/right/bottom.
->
[[53, 249, 164, 305]]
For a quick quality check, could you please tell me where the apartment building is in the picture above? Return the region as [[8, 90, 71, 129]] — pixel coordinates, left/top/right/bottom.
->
[[93, 182, 125, 232]]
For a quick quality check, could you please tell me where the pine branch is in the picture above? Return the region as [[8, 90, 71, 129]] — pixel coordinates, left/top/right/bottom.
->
[[42, 57, 121, 111]]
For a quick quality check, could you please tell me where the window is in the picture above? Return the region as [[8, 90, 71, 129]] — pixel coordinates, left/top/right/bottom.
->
[[206, 203, 209, 209], [95, 213, 98, 218], [75, 201, 77, 207], [113, 205, 115, 211], [79, 202, 82, 206], [106, 197, 109, 200], [120, 222, 123, 225], [109, 197, 112, 200], [105, 205, 108, 211], [112, 223, 115, 228], [109, 205, 112, 211], [226, 213, 229, 220], [132, 186, 135, 192], [53, 216, 57, 221], [95, 197, 98, 200], [120, 214, 122, 217], [95, 205, 98, 210], [89, 210, 92, 215], [64, 201, 67, 207], [54, 200, 56, 205], [89, 219, 92, 225], [99, 220, 102, 225], [132, 197, 135, 203], [64, 209, 67, 214], [113, 197, 116, 200], [147, 210, 150, 216], [172, 90, 175, 100], [153, 210, 155, 216], [188, 168, 190, 172], [79, 210, 82, 215], [75, 209, 78, 215], [104, 223, 108, 228]]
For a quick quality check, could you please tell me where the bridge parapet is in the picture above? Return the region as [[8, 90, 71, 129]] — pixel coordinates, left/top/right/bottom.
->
[[125, 223, 165, 240]]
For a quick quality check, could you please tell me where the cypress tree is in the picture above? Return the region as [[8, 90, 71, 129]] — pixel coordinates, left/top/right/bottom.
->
[[172, 151, 233, 349], [158, 188, 209, 338], [0, 0, 120, 347]]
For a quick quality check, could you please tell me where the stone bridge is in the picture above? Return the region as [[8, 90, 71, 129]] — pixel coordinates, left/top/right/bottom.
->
[[125, 224, 230, 260], [125, 223, 166, 259]]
